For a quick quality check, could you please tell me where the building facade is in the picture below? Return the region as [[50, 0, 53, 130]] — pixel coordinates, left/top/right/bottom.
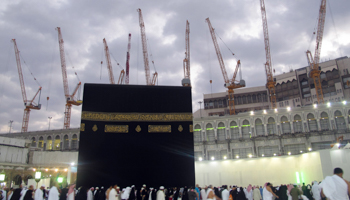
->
[[201, 56, 350, 117]]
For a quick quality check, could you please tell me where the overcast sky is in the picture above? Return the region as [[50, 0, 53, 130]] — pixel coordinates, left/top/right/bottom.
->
[[0, 0, 349, 133]]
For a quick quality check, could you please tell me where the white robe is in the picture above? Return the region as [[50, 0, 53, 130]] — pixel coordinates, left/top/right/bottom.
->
[[88, 190, 94, 200], [319, 175, 349, 200], [2, 190, 7, 200], [35, 189, 44, 200], [48, 187, 59, 200], [253, 189, 261, 200], [156, 191, 165, 200], [67, 192, 75, 200], [200, 189, 207, 200], [245, 190, 253, 200], [311, 182, 321, 200], [20, 189, 27, 200], [8, 192, 13, 200], [262, 188, 273, 200], [221, 189, 229, 200], [109, 189, 117, 200]]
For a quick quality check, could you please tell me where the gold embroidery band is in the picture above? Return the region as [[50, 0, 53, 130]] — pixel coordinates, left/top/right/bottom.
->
[[148, 125, 171, 133], [105, 125, 129, 133], [81, 112, 193, 122], [80, 123, 85, 131]]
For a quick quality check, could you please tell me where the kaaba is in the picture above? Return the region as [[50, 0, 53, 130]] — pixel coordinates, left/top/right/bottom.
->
[[76, 84, 195, 188]]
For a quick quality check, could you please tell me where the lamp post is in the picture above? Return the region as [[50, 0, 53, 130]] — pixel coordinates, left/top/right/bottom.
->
[[198, 101, 202, 118], [8, 120, 14, 133], [48, 117, 52, 130], [35, 171, 41, 189]]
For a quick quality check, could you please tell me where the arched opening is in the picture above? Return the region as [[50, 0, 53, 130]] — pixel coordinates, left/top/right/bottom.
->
[[267, 117, 276, 135], [293, 115, 302, 133], [334, 110, 346, 130], [242, 120, 251, 139], [47, 136, 52, 150], [307, 113, 318, 131], [281, 116, 291, 134], [54, 135, 60, 150], [255, 118, 264, 136], [193, 124, 202, 143], [206, 123, 215, 142], [38, 137, 44, 148], [13, 175, 22, 185], [230, 121, 239, 139], [217, 122, 226, 141], [31, 137, 36, 147], [71, 134, 78, 149], [320, 112, 330, 130], [64, 135, 69, 150]]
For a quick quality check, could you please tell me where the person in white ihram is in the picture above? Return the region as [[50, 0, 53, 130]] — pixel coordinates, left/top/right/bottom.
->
[[48, 184, 59, 200], [319, 167, 350, 200], [206, 185, 216, 200], [34, 186, 45, 200], [156, 186, 165, 200], [109, 185, 119, 200]]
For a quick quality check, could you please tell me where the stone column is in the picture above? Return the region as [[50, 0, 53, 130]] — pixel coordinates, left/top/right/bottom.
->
[[264, 124, 268, 136]]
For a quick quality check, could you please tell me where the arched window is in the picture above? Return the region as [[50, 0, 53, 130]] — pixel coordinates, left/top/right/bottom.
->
[[267, 117, 276, 134], [71, 134, 78, 149], [63, 135, 69, 150], [47, 136, 52, 150], [230, 121, 240, 139], [293, 115, 302, 133], [206, 123, 215, 142], [194, 124, 202, 142], [38, 137, 44, 148], [307, 113, 318, 131], [242, 120, 251, 139], [255, 118, 264, 136], [54, 135, 60, 150], [217, 122, 226, 141], [334, 110, 346, 130], [31, 137, 36, 147], [320, 112, 330, 130], [281, 116, 291, 134]]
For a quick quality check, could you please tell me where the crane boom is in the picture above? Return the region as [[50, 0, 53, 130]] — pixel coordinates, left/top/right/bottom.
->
[[56, 27, 82, 129], [137, 8, 152, 85], [56, 27, 70, 98], [12, 39, 27, 103], [182, 20, 191, 87], [309, 0, 326, 104], [260, 0, 276, 109], [103, 38, 115, 84], [205, 18, 245, 115], [205, 18, 230, 84], [12, 39, 42, 132], [125, 33, 131, 84]]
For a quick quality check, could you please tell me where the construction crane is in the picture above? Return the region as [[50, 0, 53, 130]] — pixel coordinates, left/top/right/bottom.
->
[[260, 0, 277, 109], [182, 20, 191, 87], [205, 18, 245, 115], [12, 39, 42, 132], [103, 38, 126, 85], [125, 33, 131, 84], [56, 27, 82, 129], [306, 0, 326, 104], [137, 8, 158, 86], [103, 38, 115, 84]]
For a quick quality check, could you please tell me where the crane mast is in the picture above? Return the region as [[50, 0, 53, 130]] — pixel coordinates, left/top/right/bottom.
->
[[182, 20, 191, 87], [56, 27, 81, 129], [260, 0, 276, 109], [103, 38, 115, 84], [205, 18, 245, 115], [125, 33, 131, 84], [137, 8, 157, 86], [12, 39, 42, 132], [308, 0, 326, 104]]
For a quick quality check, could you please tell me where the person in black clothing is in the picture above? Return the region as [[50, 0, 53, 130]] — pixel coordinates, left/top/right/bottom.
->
[[172, 188, 179, 200], [277, 185, 288, 200], [23, 185, 34, 200], [229, 186, 237, 200], [98, 187, 106, 200], [214, 188, 221, 199], [10, 185, 22, 200], [129, 187, 136, 200], [60, 186, 69, 200], [182, 187, 188, 200], [236, 187, 246, 200], [76, 187, 89, 200]]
